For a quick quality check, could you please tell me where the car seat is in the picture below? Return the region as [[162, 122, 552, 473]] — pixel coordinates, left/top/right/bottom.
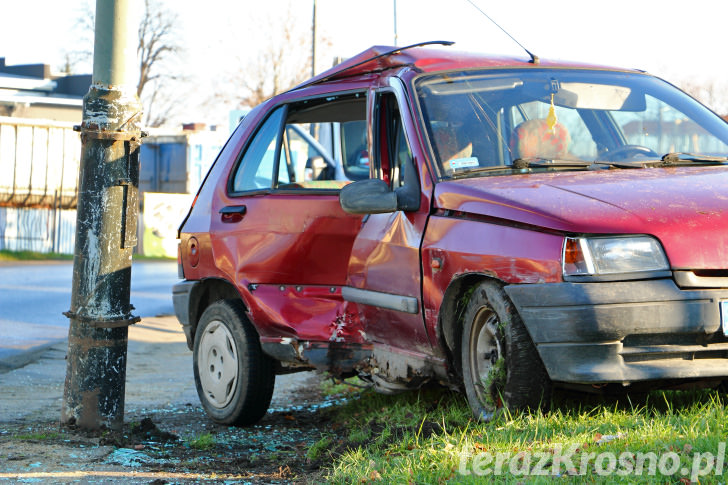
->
[[510, 119, 570, 160]]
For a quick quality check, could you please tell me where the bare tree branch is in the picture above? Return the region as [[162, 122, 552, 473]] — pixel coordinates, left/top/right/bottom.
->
[[227, 2, 330, 109], [679, 78, 728, 115], [68, 0, 184, 127]]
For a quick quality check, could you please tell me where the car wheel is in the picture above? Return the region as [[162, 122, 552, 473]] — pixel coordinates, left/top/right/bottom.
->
[[193, 299, 275, 426], [460, 281, 551, 421]]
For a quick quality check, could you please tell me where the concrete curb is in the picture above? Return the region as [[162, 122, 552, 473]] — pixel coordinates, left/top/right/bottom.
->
[[0, 339, 67, 374]]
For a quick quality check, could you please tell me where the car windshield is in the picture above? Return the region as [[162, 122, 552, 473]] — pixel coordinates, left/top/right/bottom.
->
[[415, 68, 728, 178]]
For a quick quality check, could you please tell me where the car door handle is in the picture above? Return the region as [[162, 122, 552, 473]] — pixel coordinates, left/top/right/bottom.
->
[[219, 205, 246, 223]]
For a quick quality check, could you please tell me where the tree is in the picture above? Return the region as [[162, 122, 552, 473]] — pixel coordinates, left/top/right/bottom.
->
[[679, 78, 728, 115], [68, 0, 183, 127], [236, 13, 310, 108], [223, 1, 332, 109], [134, 0, 183, 126]]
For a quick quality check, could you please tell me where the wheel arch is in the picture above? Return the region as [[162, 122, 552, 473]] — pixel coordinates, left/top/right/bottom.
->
[[438, 272, 505, 377], [188, 278, 246, 348]]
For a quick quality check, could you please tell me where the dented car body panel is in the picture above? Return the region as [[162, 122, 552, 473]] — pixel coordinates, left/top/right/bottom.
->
[[433, 169, 728, 269], [173, 44, 728, 407]]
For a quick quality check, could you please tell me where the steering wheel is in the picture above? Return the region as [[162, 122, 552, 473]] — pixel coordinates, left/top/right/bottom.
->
[[599, 145, 659, 162]]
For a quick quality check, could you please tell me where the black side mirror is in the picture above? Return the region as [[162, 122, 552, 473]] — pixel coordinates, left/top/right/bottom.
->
[[339, 179, 398, 214]]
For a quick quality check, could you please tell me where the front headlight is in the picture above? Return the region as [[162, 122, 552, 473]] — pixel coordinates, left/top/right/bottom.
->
[[563, 236, 669, 278]]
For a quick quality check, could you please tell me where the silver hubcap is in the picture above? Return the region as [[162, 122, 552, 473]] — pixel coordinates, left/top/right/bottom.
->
[[198, 320, 238, 408], [468, 308, 503, 405]]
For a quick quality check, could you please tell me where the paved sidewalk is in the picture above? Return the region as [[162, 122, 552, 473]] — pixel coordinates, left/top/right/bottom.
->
[[0, 315, 327, 484], [1, 315, 315, 420], [0, 259, 178, 372], [1, 316, 199, 423]]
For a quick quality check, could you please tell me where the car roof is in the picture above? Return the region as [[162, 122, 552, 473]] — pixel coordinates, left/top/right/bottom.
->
[[291, 43, 637, 92]]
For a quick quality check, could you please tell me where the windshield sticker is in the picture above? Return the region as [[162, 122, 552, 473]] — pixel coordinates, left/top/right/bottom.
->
[[449, 157, 480, 170]]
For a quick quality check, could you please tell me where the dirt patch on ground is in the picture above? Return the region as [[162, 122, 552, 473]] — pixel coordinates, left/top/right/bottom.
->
[[0, 399, 338, 483], [0, 388, 340, 483], [0, 317, 340, 484]]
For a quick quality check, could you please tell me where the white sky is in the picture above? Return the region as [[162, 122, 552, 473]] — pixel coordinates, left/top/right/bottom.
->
[[2, 0, 728, 120]]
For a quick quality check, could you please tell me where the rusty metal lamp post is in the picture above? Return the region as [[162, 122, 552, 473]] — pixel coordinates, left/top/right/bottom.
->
[[61, 0, 143, 432]]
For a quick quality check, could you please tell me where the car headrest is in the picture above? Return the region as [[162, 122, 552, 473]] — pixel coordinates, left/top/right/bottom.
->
[[510, 119, 570, 160]]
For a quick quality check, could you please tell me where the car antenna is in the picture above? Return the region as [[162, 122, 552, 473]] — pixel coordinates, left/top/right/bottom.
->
[[293, 40, 455, 91], [464, 0, 540, 65]]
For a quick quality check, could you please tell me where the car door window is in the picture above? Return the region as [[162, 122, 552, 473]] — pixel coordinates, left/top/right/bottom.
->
[[376, 91, 420, 211], [340, 120, 370, 181], [390, 114, 413, 188], [230, 93, 368, 194], [377, 93, 415, 189], [231, 107, 284, 192], [276, 122, 337, 188], [275, 93, 368, 190]]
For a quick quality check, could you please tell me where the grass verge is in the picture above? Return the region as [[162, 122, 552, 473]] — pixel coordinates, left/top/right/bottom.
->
[[314, 384, 728, 483], [0, 249, 174, 262], [11, 431, 60, 441], [0, 250, 73, 261]]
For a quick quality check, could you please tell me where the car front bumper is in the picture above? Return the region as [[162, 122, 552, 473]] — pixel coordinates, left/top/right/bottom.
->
[[505, 279, 728, 384]]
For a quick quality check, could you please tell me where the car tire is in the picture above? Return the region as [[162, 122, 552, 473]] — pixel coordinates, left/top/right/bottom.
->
[[193, 299, 275, 426], [460, 281, 551, 421]]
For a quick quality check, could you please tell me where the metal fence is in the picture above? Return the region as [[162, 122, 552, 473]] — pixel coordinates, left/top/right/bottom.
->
[[0, 117, 219, 255], [0, 196, 76, 253], [0, 116, 80, 210]]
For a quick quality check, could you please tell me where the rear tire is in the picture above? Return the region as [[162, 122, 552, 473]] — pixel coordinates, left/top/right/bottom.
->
[[193, 299, 275, 426], [461, 281, 551, 421]]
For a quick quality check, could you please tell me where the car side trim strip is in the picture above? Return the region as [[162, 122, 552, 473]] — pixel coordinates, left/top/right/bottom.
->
[[342, 286, 419, 314]]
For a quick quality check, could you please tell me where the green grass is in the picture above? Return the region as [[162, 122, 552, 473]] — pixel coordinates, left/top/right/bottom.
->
[[12, 431, 60, 441], [0, 250, 73, 261], [314, 385, 728, 484], [320, 376, 369, 397], [132, 253, 176, 261], [0, 249, 174, 262], [188, 432, 215, 450], [308, 435, 334, 461]]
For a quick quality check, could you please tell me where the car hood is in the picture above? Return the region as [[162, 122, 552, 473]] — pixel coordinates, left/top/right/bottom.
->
[[433, 166, 728, 269]]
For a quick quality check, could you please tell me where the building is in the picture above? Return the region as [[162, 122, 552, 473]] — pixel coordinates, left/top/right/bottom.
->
[[0, 58, 229, 256], [0, 58, 89, 122]]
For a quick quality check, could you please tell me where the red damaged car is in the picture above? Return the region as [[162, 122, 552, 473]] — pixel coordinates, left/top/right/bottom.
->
[[173, 42, 728, 424]]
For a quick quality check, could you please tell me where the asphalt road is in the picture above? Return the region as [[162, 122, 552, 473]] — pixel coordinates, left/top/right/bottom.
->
[[0, 260, 179, 366]]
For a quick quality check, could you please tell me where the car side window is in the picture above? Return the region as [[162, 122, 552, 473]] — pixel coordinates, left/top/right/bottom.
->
[[378, 92, 415, 189], [340, 120, 370, 181], [391, 116, 413, 188], [276, 93, 368, 190], [276, 122, 339, 189], [231, 107, 284, 192], [231, 93, 368, 194], [377, 91, 420, 211]]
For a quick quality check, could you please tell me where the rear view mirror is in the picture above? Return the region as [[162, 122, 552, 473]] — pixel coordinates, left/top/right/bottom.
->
[[339, 178, 398, 214]]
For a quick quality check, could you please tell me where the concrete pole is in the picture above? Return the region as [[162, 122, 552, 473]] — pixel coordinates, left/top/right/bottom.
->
[[61, 0, 143, 433], [393, 0, 398, 46], [311, 0, 317, 77]]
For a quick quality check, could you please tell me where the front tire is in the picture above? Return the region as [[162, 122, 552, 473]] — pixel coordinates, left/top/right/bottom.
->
[[460, 281, 551, 421], [193, 299, 275, 426]]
